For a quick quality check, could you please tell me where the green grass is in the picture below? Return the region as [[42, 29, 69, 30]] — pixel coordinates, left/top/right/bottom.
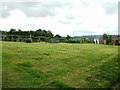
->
[[2, 41, 119, 88]]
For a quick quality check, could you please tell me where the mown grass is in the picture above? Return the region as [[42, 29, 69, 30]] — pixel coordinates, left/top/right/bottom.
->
[[2, 41, 119, 88]]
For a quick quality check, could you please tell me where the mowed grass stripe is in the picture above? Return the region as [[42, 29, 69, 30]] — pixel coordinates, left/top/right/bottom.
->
[[2, 41, 119, 88]]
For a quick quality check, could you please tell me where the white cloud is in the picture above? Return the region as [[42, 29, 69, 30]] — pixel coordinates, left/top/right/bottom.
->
[[0, 0, 119, 36]]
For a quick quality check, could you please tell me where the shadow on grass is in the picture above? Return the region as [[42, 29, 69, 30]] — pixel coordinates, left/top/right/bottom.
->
[[16, 62, 45, 78], [49, 80, 73, 88]]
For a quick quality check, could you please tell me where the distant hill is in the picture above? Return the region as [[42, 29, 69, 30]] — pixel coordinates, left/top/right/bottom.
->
[[72, 35, 102, 39], [83, 35, 102, 39]]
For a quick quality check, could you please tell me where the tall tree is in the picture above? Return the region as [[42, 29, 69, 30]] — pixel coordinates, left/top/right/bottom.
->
[[108, 35, 112, 44], [103, 33, 108, 40], [9, 28, 16, 34], [66, 35, 71, 39], [54, 34, 61, 38]]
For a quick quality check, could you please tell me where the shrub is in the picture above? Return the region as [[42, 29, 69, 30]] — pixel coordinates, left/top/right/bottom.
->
[[26, 38, 32, 43]]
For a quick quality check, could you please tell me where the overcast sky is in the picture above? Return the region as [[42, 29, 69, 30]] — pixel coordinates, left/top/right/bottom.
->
[[0, 0, 119, 36]]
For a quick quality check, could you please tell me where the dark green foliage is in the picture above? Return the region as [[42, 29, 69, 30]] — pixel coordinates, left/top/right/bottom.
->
[[26, 38, 32, 43], [115, 39, 120, 45], [54, 34, 61, 38], [50, 80, 73, 88], [103, 33, 108, 40], [32, 56, 43, 61], [45, 37, 50, 43], [108, 35, 112, 44], [85, 56, 119, 88], [2, 29, 54, 42], [58, 38, 66, 43], [9, 28, 16, 34], [24, 68, 45, 78], [43, 53, 49, 56], [66, 39, 80, 43], [17, 62, 45, 78], [103, 33, 112, 45], [17, 62, 33, 67], [66, 35, 71, 40]]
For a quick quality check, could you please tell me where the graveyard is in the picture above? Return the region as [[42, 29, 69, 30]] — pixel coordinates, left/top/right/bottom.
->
[[2, 41, 119, 88]]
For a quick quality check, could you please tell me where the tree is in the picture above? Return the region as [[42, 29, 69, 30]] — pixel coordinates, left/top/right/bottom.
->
[[66, 35, 71, 39], [108, 35, 112, 44], [103, 33, 112, 45], [54, 34, 61, 38], [46, 30, 53, 37], [18, 29, 22, 32], [103, 33, 108, 44], [80, 36, 86, 43], [17, 29, 22, 35], [36, 29, 42, 32], [103, 33, 108, 40], [2, 28, 55, 43], [9, 28, 16, 34]]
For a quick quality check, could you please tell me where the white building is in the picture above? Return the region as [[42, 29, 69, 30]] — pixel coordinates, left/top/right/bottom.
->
[[94, 39, 99, 44]]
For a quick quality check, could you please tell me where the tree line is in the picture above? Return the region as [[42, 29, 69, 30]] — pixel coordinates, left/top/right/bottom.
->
[[0, 29, 119, 45], [0, 29, 90, 43], [0, 28, 72, 43]]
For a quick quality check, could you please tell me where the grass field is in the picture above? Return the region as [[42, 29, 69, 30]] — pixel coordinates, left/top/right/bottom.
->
[[2, 41, 119, 88]]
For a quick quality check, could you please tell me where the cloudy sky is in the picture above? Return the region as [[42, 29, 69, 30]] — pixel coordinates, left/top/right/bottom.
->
[[0, 0, 119, 36]]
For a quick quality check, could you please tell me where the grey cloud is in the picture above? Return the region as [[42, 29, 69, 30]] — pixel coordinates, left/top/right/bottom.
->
[[21, 3, 57, 17], [0, 2, 18, 18], [102, 2, 118, 14], [40, 0, 71, 8], [0, 0, 71, 18], [80, 30, 97, 34], [80, 0, 94, 6], [59, 20, 73, 24], [1, 8, 11, 18], [74, 30, 97, 36], [66, 15, 75, 20], [58, 15, 75, 24]]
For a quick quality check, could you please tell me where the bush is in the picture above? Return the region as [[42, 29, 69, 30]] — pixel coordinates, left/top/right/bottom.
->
[[66, 39, 80, 43], [26, 38, 32, 43]]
